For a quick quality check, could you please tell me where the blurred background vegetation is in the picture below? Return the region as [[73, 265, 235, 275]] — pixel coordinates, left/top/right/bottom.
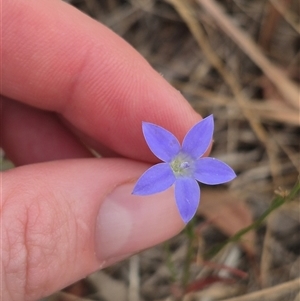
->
[[3, 0, 299, 300]]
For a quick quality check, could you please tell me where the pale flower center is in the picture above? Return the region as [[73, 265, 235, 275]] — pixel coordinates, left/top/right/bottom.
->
[[170, 152, 194, 177]]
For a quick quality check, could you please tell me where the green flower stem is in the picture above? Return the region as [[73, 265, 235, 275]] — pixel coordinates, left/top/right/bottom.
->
[[204, 178, 300, 259], [182, 218, 196, 287], [164, 241, 177, 283]]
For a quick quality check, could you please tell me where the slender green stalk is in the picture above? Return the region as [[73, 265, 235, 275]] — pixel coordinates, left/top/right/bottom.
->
[[204, 179, 300, 259], [181, 218, 196, 287], [164, 241, 177, 282]]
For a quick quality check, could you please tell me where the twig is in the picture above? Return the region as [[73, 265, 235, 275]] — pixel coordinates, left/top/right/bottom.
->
[[269, 0, 300, 34], [165, 0, 267, 142], [269, 129, 300, 173], [128, 255, 140, 301], [260, 219, 273, 288], [294, 291, 300, 301], [220, 277, 300, 301], [172, 81, 300, 126], [197, 0, 300, 111], [200, 260, 248, 279], [165, 0, 281, 184]]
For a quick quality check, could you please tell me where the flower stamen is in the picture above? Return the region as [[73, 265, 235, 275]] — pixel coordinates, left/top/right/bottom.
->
[[170, 154, 193, 177], [180, 162, 190, 169]]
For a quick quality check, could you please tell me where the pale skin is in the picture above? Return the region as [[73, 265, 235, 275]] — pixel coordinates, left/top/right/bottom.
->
[[1, 0, 204, 300]]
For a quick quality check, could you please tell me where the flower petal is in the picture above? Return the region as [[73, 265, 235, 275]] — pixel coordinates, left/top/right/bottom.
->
[[194, 157, 236, 185], [175, 177, 200, 224], [132, 163, 176, 195], [142, 122, 180, 162], [182, 115, 214, 159]]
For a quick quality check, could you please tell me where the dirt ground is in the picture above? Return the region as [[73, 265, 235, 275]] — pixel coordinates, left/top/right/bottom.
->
[[5, 0, 300, 300]]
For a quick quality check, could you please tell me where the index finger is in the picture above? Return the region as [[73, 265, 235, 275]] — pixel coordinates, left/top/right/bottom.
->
[[2, 0, 200, 161]]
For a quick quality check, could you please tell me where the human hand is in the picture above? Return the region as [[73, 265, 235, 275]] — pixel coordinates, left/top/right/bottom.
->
[[2, 0, 202, 300]]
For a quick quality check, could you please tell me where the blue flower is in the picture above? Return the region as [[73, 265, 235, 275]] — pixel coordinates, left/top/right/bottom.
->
[[132, 115, 236, 223]]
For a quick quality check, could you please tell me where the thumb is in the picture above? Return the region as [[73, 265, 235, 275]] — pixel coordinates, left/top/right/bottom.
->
[[2, 158, 183, 300]]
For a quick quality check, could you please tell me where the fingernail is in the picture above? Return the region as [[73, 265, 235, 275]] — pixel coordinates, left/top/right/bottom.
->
[[95, 183, 184, 261]]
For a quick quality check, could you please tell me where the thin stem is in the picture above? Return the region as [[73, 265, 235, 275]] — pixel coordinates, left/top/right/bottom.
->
[[164, 241, 177, 282], [204, 178, 300, 259], [181, 218, 196, 287]]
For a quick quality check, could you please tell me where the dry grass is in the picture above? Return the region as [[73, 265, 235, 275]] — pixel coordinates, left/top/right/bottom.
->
[[6, 0, 298, 300]]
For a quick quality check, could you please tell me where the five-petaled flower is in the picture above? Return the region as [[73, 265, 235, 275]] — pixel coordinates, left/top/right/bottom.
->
[[132, 115, 236, 224]]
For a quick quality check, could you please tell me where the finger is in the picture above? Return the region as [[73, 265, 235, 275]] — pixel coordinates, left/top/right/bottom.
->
[[3, 0, 200, 162], [2, 159, 183, 300], [1, 97, 92, 165]]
